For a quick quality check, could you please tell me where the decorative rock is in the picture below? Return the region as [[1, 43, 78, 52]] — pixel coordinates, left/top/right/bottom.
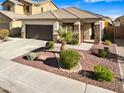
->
[[37, 54, 47, 61]]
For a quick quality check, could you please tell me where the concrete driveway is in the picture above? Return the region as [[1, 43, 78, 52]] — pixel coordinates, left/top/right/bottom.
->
[[0, 38, 116, 93], [0, 38, 93, 60], [0, 38, 46, 59]]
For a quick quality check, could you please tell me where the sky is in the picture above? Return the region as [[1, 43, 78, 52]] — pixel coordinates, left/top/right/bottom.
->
[[0, 0, 124, 18]]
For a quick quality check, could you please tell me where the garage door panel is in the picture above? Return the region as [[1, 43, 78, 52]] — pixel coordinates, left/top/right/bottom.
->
[[26, 25, 53, 41]]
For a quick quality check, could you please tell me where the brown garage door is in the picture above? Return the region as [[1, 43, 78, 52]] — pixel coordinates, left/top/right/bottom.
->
[[26, 25, 53, 41]]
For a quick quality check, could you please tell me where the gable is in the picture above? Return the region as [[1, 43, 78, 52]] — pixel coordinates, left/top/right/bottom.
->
[[39, 1, 58, 11]]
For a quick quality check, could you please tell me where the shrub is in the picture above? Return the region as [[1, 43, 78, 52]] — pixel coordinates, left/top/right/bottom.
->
[[99, 49, 108, 58], [45, 41, 54, 50], [105, 40, 112, 46], [57, 28, 73, 42], [94, 65, 114, 82], [0, 29, 9, 40], [60, 50, 80, 69], [70, 38, 79, 45], [26, 53, 36, 61]]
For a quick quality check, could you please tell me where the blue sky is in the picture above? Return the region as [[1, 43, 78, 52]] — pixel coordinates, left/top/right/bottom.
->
[[53, 0, 124, 18], [0, 0, 124, 18]]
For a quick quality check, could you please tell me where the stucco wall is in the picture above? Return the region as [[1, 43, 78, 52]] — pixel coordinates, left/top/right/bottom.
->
[[31, 2, 57, 15], [14, 5, 24, 14], [21, 20, 58, 38], [31, 5, 41, 15], [39, 2, 57, 12], [10, 21, 22, 28]]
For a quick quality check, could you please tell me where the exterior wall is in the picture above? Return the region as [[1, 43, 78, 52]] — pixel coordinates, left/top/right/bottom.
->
[[10, 21, 22, 36], [3, 1, 57, 15], [31, 2, 58, 15], [21, 20, 58, 38], [83, 23, 92, 40], [14, 5, 24, 14], [10, 21, 22, 28], [31, 5, 41, 15], [39, 2, 57, 12], [2, 1, 24, 14]]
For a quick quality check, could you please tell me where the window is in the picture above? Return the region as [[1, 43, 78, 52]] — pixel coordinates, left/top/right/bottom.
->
[[41, 7, 43, 12], [6, 6, 10, 11], [26, 6, 30, 13]]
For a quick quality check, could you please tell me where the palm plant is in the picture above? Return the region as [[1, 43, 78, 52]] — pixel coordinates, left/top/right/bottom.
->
[[57, 28, 73, 51]]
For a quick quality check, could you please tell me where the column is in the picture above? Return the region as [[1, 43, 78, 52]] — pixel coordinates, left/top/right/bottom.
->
[[21, 24, 26, 38], [94, 21, 101, 44], [74, 21, 81, 44], [53, 21, 60, 41]]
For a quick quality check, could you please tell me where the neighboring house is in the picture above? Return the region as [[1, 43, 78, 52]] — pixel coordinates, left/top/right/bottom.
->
[[0, 0, 58, 36], [19, 7, 111, 43], [115, 16, 124, 39]]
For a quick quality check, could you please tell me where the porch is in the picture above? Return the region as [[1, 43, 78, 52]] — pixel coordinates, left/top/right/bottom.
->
[[53, 19, 103, 44]]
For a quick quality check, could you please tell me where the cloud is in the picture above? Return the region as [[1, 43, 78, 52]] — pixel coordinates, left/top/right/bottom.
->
[[84, 0, 122, 2]]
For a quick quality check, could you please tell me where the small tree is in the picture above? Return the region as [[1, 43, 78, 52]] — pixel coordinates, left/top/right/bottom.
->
[[58, 28, 73, 51]]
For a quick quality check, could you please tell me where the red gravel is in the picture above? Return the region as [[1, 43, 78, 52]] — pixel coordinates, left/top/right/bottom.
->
[[12, 44, 123, 93]]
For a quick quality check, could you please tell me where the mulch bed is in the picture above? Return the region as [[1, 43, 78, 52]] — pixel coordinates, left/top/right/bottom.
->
[[12, 44, 123, 93]]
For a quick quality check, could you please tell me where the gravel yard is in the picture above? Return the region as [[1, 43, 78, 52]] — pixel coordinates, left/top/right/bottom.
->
[[13, 44, 123, 93]]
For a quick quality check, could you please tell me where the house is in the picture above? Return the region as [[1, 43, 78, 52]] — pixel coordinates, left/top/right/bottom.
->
[[0, 0, 58, 36], [115, 16, 124, 39], [19, 7, 111, 43], [0, 0, 111, 43]]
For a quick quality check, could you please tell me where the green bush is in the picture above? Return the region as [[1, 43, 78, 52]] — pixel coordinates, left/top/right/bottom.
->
[[105, 40, 112, 46], [99, 49, 108, 58], [0, 29, 9, 40], [60, 50, 80, 69], [94, 65, 114, 82], [45, 41, 54, 50], [70, 38, 79, 45], [26, 53, 36, 61]]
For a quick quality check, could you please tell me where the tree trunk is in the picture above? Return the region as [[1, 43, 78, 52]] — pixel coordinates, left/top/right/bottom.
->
[[61, 41, 67, 51]]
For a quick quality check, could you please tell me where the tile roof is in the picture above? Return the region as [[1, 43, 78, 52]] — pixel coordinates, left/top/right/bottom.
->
[[2, 0, 23, 5], [116, 15, 124, 20], [0, 10, 27, 20], [22, 11, 57, 19], [20, 7, 103, 20], [65, 7, 99, 19], [22, 0, 48, 5]]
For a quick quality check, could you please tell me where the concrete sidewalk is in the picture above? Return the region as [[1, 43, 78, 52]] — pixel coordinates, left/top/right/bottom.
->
[[0, 59, 116, 93], [115, 39, 124, 89]]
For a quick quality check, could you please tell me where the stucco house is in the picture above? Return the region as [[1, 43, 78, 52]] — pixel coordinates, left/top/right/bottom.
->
[[0, 0, 111, 43], [19, 7, 111, 43], [0, 0, 58, 36]]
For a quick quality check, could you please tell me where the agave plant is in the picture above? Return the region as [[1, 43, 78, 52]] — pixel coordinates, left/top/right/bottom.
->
[[57, 28, 73, 51]]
